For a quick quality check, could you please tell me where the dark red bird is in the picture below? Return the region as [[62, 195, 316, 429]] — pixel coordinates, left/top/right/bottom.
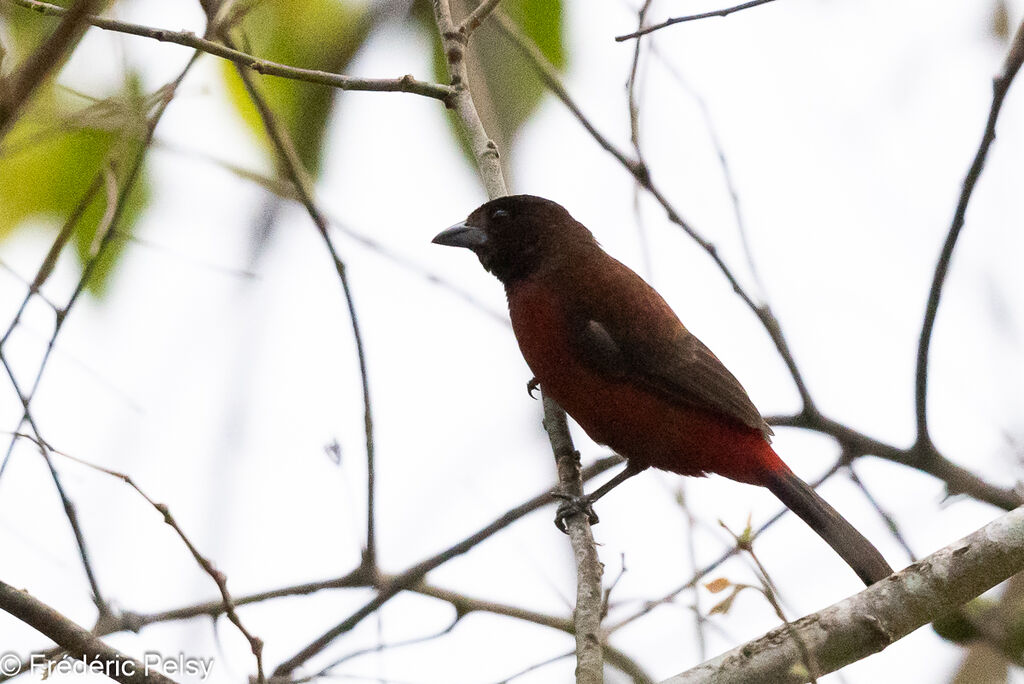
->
[[433, 194, 892, 586]]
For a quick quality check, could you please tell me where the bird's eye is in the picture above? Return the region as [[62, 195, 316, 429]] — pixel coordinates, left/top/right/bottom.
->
[[490, 208, 510, 221]]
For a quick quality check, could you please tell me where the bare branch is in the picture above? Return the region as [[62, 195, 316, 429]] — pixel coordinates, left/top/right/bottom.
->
[[615, 0, 780, 42], [914, 15, 1024, 449], [271, 452, 623, 678], [543, 399, 604, 684], [662, 505, 1024, 684], [12, 433, 266, 684], [219, 25, 379, 593], [767, 412, 1023, 511], [0, 580, 177, 684], [5, 0, 455, 104], [607, 461, 843, 634], [0, 54, 199, 621]]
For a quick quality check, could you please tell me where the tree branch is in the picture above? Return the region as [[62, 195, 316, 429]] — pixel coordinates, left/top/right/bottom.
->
[[615, 0, 780, 42], [543, 399, 604, 684], [0, 580, 177, 684], [5, 0, 456, 104], [661, 505, 1024, 683], [913, 15, 1024, 449]]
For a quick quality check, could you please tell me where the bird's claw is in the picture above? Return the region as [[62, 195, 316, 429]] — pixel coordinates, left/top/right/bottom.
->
[[552, 492, 599, 533], [527, 377, 540, 398]]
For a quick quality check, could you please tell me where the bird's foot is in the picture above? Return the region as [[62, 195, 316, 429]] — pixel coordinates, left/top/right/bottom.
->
[[527, 377, 540, 398], [552, 492, 599, 533]]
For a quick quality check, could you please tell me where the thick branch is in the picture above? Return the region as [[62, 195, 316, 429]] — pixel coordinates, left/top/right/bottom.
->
[[662, 505, 1024, 683], [0, 580, 177, 684]]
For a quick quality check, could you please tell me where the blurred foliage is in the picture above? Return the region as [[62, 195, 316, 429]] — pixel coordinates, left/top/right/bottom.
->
[[934, 599, 998, 644], [220, 0, 374, 177], [0, 0, 563, 295], [0, 1, 149, 296], [415, 0, 565, 185], [937, 573, 1024, 683]]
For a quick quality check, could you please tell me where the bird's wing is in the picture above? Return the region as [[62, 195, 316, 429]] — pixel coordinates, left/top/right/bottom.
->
[[570, 288, 773, 442]]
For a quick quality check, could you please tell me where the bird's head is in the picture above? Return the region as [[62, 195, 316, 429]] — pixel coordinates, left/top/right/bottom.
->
[[432, 195, 595, 285]]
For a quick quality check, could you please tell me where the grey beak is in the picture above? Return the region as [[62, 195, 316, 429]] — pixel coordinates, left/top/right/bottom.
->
[[432, 221, 488, 250]]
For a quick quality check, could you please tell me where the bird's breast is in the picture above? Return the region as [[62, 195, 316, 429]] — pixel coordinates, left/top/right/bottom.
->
[[505, 278, 779, 484]]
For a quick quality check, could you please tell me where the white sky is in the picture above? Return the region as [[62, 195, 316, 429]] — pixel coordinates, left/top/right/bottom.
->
[[2, 0, 1024, 683]]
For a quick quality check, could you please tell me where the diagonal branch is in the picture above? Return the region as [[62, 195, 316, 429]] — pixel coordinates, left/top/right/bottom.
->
[[0, 54, 201, 620], [0, 580, 177, 684], [661, 505, 1024, 683], [913, 16, 1024, 450]]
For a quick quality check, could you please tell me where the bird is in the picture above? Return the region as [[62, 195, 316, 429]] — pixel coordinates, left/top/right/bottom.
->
[[433, 194, 893, 586]]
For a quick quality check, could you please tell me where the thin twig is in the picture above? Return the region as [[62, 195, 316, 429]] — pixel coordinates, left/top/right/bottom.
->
[[0, 57, 198, 620], [646, 45, 765, 297], [913, 16, 1024, 450], [626, 0, 654, 277], [271, 453, 623, 678], [150, 141, 509, 325], [846, 463, 916, 562], [5, 0, 456, 104], [607, 461, 843, 634], [0, 454, 622, 678], [723, 523, 820, 683], [492, 8, 818, 424], [220, 32, 378, 571], [307, 616, 461, 681], [11, 432, 267, 683], [615, 0, 781, 42]]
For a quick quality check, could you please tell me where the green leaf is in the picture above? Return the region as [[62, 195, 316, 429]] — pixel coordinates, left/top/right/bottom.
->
[[0, 75, 152, 296], [416, 0, 566, 183], [220, 0, 374, 177]]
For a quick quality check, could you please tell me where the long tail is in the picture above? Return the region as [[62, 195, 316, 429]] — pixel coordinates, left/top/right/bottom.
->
[[762, 467, 893, 586]]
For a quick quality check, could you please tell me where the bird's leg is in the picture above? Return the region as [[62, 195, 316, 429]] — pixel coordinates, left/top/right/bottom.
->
[[527, 377, 540, 398], [553, 461, 644, 533]]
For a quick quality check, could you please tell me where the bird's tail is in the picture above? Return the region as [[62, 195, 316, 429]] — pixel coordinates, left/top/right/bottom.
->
[[762, 467, 893, 586]]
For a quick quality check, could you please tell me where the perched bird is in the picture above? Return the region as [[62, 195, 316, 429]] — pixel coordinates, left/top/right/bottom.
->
[[433, 194, 893, 586]]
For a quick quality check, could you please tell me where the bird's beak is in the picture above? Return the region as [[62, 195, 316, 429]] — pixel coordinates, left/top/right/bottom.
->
[[432, 221, 488, 250]]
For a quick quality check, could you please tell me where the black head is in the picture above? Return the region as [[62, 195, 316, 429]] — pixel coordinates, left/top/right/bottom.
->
[[432, 195, 595, 284]]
